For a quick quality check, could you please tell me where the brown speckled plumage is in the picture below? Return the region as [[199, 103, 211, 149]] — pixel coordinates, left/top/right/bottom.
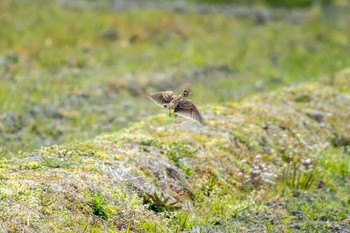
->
[[147, 89, 206, 125]]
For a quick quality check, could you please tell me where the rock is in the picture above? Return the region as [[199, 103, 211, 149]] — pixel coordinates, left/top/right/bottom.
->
[[253, 9, 271, 25], [290, 210, 305, 220], [317, 180, 325, 189], [305, 110, 324, 123], [101, 30, 119, 41], [292, 190, 301, 198], [294, 94, 312, 103]]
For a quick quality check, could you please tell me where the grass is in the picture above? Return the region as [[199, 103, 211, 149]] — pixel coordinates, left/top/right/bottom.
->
[[92, 193, 111, 220], [1, 0, 350, 155], [142, 191, 181, 213]]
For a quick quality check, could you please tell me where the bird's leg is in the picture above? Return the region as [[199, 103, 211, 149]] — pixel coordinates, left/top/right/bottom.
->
[[168, 109, 176, 118]]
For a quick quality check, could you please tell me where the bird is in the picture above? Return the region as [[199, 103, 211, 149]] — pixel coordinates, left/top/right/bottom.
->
[[147, 89, 206, 125]]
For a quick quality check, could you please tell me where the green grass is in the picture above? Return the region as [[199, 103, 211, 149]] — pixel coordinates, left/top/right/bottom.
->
[[92, 193, 111, 220], [1, 1, 350, 155]]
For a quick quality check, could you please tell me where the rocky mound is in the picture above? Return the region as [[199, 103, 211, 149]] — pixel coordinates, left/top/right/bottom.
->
[[0, 70, 349, 232]]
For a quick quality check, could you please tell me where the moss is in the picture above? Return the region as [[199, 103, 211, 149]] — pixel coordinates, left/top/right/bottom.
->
[[42, 157, 73, 168], [24, 161, 42, 170]]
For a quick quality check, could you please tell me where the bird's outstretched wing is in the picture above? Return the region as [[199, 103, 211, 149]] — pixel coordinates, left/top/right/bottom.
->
[[174, 99, 206, 125], [147, 91, 176, 108]]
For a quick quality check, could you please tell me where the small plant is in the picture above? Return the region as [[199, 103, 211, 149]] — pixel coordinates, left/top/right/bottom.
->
[[174, 212, 191, 232], [25, 161, 42, 170], [92, 193, 111, 220], [265, 220, 272, 233], [40, 191, 56, 207], [331, 133, 350, 148], [163, 142, 197, 164], [282, 158, 317, 189], [161, 141, 196, 175], [250, 155, 277, 188], [278, 130, 321, 190], [201, 175, 218, 197], [142, 192, 181, 213]]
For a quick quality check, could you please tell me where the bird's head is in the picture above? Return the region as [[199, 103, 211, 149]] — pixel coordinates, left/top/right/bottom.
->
[[182, 89, 192, 97]]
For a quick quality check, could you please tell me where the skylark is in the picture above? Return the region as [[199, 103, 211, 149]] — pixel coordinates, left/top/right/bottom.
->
[[147, 89, 206, 125]]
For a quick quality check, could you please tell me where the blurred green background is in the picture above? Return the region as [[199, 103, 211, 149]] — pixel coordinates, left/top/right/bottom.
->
[[1, 0, 350, 156]]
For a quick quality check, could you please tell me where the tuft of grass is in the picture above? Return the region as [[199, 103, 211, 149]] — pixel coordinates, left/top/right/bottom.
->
[[331, 134, 350, 148], [142, 192, 181, 213], [174, 212, 191, 231], [282, 160, 317, 190], [92, 193, 111, 220], [201, 175, 218, 197]]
